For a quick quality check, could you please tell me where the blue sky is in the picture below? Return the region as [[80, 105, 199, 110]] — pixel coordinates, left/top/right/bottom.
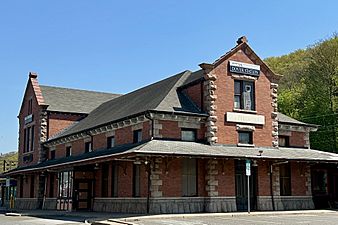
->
[[0, 0, 337, 153]]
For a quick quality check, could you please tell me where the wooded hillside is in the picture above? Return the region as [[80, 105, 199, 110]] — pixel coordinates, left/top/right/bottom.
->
[[0, 151, 18, 174], [265, 34, 338, 152]]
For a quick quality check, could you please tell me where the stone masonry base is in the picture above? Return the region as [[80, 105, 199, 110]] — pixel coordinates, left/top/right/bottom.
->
[[257, 196, 314, 211], [15, 198, 40, 210], [15, 196, 314, 213]]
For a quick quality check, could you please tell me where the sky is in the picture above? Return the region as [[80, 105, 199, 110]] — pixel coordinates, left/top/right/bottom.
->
[[0, 0, 337, 153]]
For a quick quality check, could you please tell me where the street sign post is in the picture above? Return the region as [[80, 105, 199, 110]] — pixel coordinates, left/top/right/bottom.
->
[[246, 160, 251, 214]]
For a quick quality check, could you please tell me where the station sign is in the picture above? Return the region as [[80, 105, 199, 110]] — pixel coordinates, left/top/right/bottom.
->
[[229, 60, 260, 77]]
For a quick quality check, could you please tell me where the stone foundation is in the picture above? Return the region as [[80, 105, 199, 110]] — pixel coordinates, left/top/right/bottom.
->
[[43, 198, 57, 210], [93, 197, 236, 214], [93, 198, 147, 213], [257, 196, 314, 211], [15, 198, 40, 210]]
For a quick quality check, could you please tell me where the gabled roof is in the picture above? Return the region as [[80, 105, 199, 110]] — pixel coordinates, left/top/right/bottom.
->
[[50, 70, 207, 140], [40, 85, 121, 114], [277, 112, 318, 128]]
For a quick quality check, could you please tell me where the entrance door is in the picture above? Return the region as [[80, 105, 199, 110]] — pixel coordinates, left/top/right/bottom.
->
[[73, 180, 92, 210], [235, 160, 257, 211]]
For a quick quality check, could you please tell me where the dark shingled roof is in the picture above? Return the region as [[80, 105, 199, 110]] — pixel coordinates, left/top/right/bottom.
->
[[40, 85, 121, 114], [277, 113, 317, 127], [181, 69, 204, 87], [50, 70, 207, 140]]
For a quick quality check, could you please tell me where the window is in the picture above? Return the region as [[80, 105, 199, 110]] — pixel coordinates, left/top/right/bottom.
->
[[234, 80, 255, 110], [85, 141, 92, 153], [23, 126, 34, 153], [182, 158, 197, 197], [280, 163, 291, 196], [238, 131, 253, 145], [181, 129, 197, 141], [133, 130, 142, 143], [57, 171, 73, 211], [49, 173, 55, 197], [107, 136, 115, 149], [66, 146, 72, 157], [133, 164, 141, 197], [30, 175, 35, 198], [279, 136, 290, 147], [50, 150, 56, 160], [312, 170, 327, 194], [28, 98, 33, 115], [112, 163, 118, 197], [101, 163, 109, 197]]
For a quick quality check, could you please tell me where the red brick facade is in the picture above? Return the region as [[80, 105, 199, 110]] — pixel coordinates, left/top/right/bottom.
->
[[13, 38, 319, 213]]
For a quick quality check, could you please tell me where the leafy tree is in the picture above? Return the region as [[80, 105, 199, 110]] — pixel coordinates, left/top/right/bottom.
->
[[265, 34, 338, 152]]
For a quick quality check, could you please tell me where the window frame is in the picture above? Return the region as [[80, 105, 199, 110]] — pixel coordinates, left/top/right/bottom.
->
[[101, 163, 109, 197], [133, 129, 142, 144], [182, 158, 197, 197], [50, 150, 56, 160], [85, 141, 92, 153], [66, 146, 72, 157], [132, 164, 141, 197], [238, 131, 253, 145], [234, 80, 255, 111], [278, 136, 290, 147], [107, 136, 115, 149], [111, 162, 118, 197], [280, 163, 291, 196], [181, 129, 197, 142]]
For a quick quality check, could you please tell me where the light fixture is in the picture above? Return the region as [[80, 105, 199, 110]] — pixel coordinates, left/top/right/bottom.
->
[[252, 160, 258, 167], [258, 150, 263, 156], [94, 163, 100, 170]]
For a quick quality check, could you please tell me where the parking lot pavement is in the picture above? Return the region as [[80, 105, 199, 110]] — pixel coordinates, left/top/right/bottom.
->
[[0, 213, 86, 225], [133, 212, 338, 225]]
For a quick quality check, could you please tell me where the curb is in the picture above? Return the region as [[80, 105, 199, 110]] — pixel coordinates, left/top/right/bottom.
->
[[5, 212, 22, 216], [112, 210, 338, 222]]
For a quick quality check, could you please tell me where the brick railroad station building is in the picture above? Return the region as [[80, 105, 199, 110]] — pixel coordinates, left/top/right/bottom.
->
[[6, 36, 338, 213]]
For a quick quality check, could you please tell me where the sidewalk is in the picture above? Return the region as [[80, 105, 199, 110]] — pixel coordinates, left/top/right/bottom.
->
[[2, 208, 338, 225], [1, 207, 141, 224], [91, 209, 338, 225]]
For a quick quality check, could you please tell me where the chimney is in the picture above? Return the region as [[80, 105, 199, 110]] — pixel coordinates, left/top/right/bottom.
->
[[237, 36, 248, 45], [29, 72, 38, 79]]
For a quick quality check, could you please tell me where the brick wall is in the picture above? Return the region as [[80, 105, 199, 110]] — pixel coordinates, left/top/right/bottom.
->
[[18, 82, 41, 167], [212, 47, 273, 147], [182, 82, 203, 110], [291, 162, 307, 196], [290, 131, 306, 148], [48, 113, 84, 138], [217, 159, 235, 196], [159, 120, 181, 139], [257, 161, 271, 196]]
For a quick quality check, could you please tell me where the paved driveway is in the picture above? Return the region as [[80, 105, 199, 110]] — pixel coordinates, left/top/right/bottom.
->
[[0, 214, 86, 225], [133, 212, 338, 225]]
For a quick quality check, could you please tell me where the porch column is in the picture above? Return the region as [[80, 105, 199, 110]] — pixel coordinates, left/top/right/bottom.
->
[[205, 159, 218, 197], [150, 157, 163, 197]]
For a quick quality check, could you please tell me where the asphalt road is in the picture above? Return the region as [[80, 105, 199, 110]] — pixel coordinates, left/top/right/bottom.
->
[[134, 213, 338, 225], [0, 214, 86, 225]]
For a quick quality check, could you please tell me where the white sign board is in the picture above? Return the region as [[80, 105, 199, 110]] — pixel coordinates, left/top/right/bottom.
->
[[226, 112, 265, 125], [6, 178, 10, 187], [229, 60, 260, 77], [246, 160, 251, 176]]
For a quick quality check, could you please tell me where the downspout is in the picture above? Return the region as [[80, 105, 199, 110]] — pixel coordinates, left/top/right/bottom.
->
[[270, 161, 288, 211], [145, 111, 154, 140], [144, 112, 154, 213], [146, 161, 151, 214]]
